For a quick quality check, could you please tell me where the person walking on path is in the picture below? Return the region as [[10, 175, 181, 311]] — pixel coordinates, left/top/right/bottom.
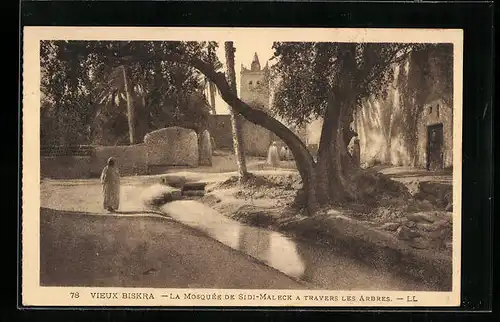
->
[[100, 157, 121, 212]]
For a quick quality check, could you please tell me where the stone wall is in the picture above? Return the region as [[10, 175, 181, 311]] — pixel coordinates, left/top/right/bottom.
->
[[144, 127, 199, 168]]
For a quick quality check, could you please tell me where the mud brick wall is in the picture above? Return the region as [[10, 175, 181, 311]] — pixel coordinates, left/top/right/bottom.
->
[[41, 127, 201, 179], [144, 127, 199, 168], [241, 119, 273, 157], [41, 145, 149, 179], [90, 144, 148, 176], [416, 98, 453, 169], [40, 156, 93, 179], [207, 115, 234, 151]]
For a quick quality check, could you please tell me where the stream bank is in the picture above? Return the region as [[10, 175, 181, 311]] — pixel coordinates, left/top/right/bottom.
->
[[195, 171, 453, 291]]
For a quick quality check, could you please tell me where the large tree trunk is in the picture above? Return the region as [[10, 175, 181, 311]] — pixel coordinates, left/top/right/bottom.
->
[[315, 95, 344, 205], [315, 96, 358, 206], [313, 44, 360, 206], [224, 42, 248, 180], [122, 65, 136, 145]]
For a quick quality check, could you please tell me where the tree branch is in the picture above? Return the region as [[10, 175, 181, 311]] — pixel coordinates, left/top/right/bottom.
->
[[116, 48, 317, 178]]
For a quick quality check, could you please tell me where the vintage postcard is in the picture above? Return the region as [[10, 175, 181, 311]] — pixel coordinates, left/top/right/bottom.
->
[[22, 27, 463, 307]]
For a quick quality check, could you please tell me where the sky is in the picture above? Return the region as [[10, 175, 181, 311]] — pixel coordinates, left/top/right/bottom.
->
[[210, 41, 275, 115]]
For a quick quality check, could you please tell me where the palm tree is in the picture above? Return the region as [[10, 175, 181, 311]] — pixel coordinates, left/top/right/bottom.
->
[[121, 65, 136, 144], [224, 41, 248, 180], [204, 60, 223, 115], [95, 64, 139, 145], [206, 79, 217, 114]]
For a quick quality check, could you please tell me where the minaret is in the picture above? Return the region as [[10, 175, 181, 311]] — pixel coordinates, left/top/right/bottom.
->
[[240, 53, 268, 107], [251, 52, 261, 71], [239, 52, 273, 156]]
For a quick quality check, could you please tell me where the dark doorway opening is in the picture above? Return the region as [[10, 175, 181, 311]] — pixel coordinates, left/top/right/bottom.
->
[[426, 123, 444, 171]]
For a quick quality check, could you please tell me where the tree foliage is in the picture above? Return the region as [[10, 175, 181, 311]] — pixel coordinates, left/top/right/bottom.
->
[[40, 40, 220, 146], [39, 39, 454, 213], [271, 42, 453, 168], [270, 42, 413, 127]]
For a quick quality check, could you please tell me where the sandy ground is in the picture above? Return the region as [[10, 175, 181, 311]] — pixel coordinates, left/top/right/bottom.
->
[[198, 168, 453, 291], [39, 179, 431, 291], [38, 164, 452, 290], [40, 208, 306, 289]]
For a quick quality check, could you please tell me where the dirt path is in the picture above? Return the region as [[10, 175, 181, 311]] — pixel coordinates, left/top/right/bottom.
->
[[39, 180, 306, 289]]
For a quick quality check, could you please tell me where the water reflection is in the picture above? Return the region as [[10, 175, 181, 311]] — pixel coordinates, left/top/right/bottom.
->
[[161, 200, 430, 291], [237, 225, 306, 278], [41, 179, 433, 291], [161, 200, 306, 279]]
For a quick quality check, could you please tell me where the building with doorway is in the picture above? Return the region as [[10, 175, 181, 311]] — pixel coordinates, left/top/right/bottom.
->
[[223, 53, 453, 169], [297, 94, 453, 170], [417, 97, 453, 170]]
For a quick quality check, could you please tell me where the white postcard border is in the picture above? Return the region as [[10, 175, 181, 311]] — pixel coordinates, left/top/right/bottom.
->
[[22, 27, 463, 307]]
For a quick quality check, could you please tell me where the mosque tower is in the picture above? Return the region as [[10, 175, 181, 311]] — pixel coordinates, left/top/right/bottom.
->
[[239, 53, 273, 156], [240, 52, 270, 111]]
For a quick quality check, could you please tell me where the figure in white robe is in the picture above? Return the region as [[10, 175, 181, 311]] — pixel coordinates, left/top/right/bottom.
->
[[100, 157, 120, 212], [267, 141, 280, 167]]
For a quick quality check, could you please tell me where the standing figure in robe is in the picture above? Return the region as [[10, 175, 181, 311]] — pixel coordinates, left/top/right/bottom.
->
[[267, 141, 280, 168], [100, 157, 121, 212]]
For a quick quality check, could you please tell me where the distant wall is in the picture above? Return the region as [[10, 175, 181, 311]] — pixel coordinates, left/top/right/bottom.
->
[[41, 127, 201, 179], [207, 115, 233, 151], [208, 114, 273, 156], [144, 127, 199, 168], [91, 145, 148, 176], [241, 119, 273, 157], [41, 156, 93, 179], [208, 114, 312, 157], [40, 144, 148, 179]]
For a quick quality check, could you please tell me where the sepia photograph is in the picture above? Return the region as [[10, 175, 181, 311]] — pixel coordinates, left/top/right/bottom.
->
[[22, 27, 463, 307]]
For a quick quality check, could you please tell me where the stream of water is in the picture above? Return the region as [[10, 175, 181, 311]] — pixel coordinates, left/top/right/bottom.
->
[[40, 179, 433, 291], [160, 200, 432, 291]]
